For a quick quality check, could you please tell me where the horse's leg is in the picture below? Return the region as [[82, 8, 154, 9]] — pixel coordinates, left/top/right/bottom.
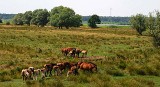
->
[[45, 71, 48, 77], [50, 70, 52, 76], [22, 76, 24, 81]]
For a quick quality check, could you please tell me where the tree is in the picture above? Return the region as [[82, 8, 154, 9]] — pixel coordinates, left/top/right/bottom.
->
[[31, 9, 49, 27], [130, 14, 146, 35], [70, 14, 82, 27], [50, 6, 82, 29], [147, 11, 160, 47], [12, 13, 24, 25], [23, 11, 32, 26], [88, 14, 101, 28], [0, 19, 2, 23]]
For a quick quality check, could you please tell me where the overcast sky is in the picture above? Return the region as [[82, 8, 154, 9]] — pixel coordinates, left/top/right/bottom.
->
[[0, 0, 160, 16]]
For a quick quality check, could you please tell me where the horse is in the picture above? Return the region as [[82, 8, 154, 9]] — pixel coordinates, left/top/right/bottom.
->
[[57, 62, 71, 74], [27, 67, 35, 80], [75, 49, 82, 58], [81, 50, 87, 58], [67, 65, 79, 77], [43, 63, 56, 77], [78, 62, 97, 72], [21, 69, 30, 81], [69, 49, 87, 58], [33, 69, 41, 80], [61, 47, 76, 57], [53, 65, 61, 76], [40, 68, 47, 80]]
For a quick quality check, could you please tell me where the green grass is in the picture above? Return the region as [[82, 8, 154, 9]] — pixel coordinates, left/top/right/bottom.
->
[[0, 25, 160, 87]]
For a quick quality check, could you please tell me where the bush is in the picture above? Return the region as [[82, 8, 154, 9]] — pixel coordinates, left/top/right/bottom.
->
[[6, 21, 10, 25]]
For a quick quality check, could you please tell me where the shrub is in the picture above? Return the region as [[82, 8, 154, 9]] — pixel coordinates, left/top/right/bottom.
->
[[6, 21, 10, 25]]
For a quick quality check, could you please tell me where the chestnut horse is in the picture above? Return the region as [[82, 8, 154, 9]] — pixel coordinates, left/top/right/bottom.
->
[[78, 62, 97, 72]]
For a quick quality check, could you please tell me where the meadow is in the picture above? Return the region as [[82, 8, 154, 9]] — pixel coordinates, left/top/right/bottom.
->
[[0, 25, 160, 87]]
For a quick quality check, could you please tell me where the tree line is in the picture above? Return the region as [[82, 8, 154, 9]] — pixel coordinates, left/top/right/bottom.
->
[[1, 13, 130, 25], [83, 16, 130, 25], [11, 6, 82, 28], [130, 11, 160, 47], [0, 13, 15, 19]]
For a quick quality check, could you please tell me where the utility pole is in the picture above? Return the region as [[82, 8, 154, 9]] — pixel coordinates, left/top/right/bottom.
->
[[109, 8, 112, 23]]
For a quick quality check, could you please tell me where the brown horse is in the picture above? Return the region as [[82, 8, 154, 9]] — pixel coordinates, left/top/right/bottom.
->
[[67, 65, 79, 77], [53, 65, 61, 76], [61, 47, 76, 57], [57, 62, 71, 74], [78, 62, 97, 72], [70, 49, 87, 58], [43, 63, 56, 76], [75, 49, 82, 58]]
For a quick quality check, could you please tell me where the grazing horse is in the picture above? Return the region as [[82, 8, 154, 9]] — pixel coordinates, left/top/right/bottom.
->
[[78, 62, 97, 72], [21, 69, 30, 81], [21, 67, 35, 81], [28, 67, 35, 80], [44, 63, 56, 77], [40, 68, 47, 80], [75, 49, 82, 58], [70, 49, 87, 58], [67, 65, 79, 77], [81, 50, 87, 58], [61, 47, 76, 57], [53, 65, 61, 76], [57, 62, 71, 74], [33, 69, 41, 80]]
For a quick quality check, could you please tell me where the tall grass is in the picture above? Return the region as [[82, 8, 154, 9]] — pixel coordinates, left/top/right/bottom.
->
[[0, 25, 159, 86]]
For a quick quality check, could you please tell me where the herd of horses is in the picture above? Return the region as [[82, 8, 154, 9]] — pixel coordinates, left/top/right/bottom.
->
[[21, 47, 97, 81], [61, 47, 87, 58]]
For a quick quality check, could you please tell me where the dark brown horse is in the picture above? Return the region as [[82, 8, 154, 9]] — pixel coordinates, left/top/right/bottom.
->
[[70, 49, 87, 58], [57, 62, 71, 74], [43, 63, 56, 76]]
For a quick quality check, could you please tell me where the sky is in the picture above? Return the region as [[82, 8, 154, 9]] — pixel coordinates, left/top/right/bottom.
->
[[0, 0, 160, 16]]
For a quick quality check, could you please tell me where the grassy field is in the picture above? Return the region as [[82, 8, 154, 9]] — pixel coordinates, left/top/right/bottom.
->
[[0, 25, 160, 87]]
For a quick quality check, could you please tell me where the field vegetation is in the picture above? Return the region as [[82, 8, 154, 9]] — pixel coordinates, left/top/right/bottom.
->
[[0, 25, 160, 87]]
